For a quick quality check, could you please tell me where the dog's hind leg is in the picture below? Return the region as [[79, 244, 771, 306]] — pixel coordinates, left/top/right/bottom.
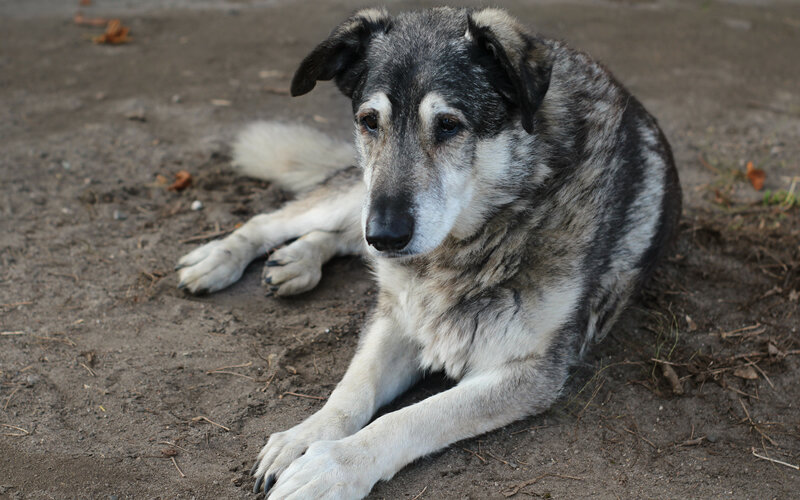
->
[[176, 171, 365, 295]]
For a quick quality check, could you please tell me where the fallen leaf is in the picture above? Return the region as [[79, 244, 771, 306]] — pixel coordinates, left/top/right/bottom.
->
[[73, 12, 107, 27], [168, 171, 192, 192], [161, 447, 178, 457], [733, 365, 758, 380], [93, 19, 131, 45], [745, 161, 765, 191]]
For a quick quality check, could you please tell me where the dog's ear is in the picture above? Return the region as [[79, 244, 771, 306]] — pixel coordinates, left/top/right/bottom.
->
[[291, 8, 392, 98], [467, 8, 552, 134]]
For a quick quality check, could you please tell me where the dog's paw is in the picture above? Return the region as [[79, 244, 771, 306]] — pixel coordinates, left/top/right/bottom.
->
[[176, 238, 255, 294], [265, 439, 377, 500], [262, 239, 323, 297], [251, 412, 352, 496]]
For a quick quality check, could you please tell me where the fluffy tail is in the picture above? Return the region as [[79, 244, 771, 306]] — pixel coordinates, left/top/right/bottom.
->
[[231, 121, 355, 193]]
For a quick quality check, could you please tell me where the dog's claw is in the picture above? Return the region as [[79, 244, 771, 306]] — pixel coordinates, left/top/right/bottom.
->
[[177, 280, 187, 289], [263, 276, 272, 285], [253, 474, 264, 493], [265, 260, 282, 267], [263, 474, 276, 494], [250, 461, 259, 476]]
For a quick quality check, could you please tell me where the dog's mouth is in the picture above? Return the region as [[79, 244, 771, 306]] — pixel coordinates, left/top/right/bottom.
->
[[366, 244, 419, 260]]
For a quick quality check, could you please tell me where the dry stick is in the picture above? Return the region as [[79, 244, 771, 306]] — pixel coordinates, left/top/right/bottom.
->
[[1, 331, 25, 336], [80, 362, 96, 377], [719, 323, 763, 338], [3, 387, 21, 411], [410, 485, 428, 500], [738, 398, 777, 446], [260, 372, 277, 392], [280, 391, 326, 401], [0, 301, 32, 308], [171, 456, 186, 478], [623, 427, 659, 451], [485, 450, 516, 469], [205, 361, 253, 373], [158, 441, 190, 453], [503, 473, 584, 497], [659, 362, 684, 395], [1, 423, 30, 436], [206, 370, 256, 381], [745, 357, 775, 389], [191, 415, 230, 432], [751, 448, 800, 471], [180, 229, 232, 244], [461, 447, 487, 463]]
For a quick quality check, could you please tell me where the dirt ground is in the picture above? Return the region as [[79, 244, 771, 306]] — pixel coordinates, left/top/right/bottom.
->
[[1, 0, 799, 498]]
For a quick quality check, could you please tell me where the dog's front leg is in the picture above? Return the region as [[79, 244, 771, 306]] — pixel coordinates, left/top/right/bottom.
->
[[267, 359, 566, 499], [251, 316, 422, 494]]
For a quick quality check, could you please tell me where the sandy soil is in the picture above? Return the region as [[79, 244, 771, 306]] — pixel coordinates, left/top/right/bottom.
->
[[1, 1, 799, 498]]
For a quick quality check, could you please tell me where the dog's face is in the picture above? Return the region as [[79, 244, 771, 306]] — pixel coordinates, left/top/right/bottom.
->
[[291, 8, 551, 258]]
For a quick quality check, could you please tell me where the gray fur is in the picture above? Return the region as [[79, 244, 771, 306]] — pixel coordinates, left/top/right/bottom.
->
[[176, 7, 680, 498]]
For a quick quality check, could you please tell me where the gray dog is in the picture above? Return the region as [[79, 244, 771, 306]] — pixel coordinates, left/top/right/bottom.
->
[[176, 7, 681, 498]]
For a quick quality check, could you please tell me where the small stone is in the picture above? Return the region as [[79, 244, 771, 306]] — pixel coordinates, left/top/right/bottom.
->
[[62, 161, 71, 170], [191, 200, 204, 211], [171, 94, 182, 104], [706, 434, 717, 443], [24, 374, 39, 387], [113, 210, 127, 221]]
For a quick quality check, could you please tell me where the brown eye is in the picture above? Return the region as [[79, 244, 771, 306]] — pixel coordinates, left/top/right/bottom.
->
[[438, 116, 460, 134], [360, 113, 378, 132]]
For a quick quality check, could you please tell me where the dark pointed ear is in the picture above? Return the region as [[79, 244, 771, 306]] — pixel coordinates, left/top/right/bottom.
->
[[467, 8, 552, 134], [291, 8, 392, 99]]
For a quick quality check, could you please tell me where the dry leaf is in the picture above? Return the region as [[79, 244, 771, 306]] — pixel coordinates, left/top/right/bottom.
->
[[745, 161, 765, 191], [733, 365, 758, 380], [789, 289, 799, 302], [160, 447, 178, 457], [73, 12, 107, 27], [93, 19, 131, 45], [168, 171, 192, 191]]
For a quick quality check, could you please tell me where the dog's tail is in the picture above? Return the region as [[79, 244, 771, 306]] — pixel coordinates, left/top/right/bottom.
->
[[232, 121, 355, 193]]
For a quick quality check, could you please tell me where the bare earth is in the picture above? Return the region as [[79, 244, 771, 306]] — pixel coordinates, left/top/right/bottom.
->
[[1, 1, 799, 498]]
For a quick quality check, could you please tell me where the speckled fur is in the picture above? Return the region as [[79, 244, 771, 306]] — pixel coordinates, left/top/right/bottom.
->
[[177, 7, 681, 499]]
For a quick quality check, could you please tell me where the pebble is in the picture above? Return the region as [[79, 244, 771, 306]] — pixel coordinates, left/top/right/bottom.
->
[[191, 200, 204, 211], [113, 210, 127, 221]]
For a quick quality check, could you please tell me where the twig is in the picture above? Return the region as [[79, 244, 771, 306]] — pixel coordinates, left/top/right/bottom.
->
[[33, 335, 76, 347], [80, 362, 97, 377], [206, 370, 256, 381], [171, 456, 186, 477], [623, 427, 659, 451], [0, 301, 32, 308], [158, 441, 190, 453], [410, 485, 428, 500], [745, 358, 775, 389], [503, 473, 584, 497], [751, 448, 800, 470], [191, 415, 230, 432], [739, 398, 777, 446], [280, 391, 326, 401], [0, 331, 25, 336], [3, 386, 21, 410], [485, 450, 516, 468], [461, 447, 487, 463], [260, 372, 277, 392], [205, 361, 252, 373], [180, 229, 231, 244], [698, 154, 721, 175], [1, 423, 30, 436], [719, 323, 763, 339]]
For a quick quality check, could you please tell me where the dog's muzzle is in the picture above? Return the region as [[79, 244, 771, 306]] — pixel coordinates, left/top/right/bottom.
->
[[365, 195, 414, 253]]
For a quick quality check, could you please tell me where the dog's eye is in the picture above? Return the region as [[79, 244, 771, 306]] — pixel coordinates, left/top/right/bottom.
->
[[437, 116, 460, 136], [360, 113, 379, 132]]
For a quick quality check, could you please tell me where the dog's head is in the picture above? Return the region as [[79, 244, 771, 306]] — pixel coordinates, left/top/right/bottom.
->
[[292, 7, 552, 258]]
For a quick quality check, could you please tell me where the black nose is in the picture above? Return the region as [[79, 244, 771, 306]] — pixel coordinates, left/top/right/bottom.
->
[[365, 195, 414, 252]]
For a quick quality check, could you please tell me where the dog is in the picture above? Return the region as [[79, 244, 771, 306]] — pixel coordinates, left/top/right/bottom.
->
[[175, 7, 681, 498]]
